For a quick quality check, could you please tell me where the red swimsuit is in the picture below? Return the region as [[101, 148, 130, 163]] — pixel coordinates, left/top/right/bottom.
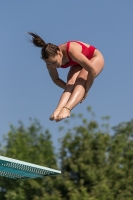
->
[[61, 41, 96, 68]]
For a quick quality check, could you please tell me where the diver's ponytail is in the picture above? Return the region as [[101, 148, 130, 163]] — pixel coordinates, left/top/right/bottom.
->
[[28, 32, 60, 59], [28, 32, 46, 48]]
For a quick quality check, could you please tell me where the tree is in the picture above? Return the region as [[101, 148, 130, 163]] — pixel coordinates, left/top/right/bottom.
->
[[0, 119, 62, 200], [106, 119, 133, 200], [58, 109, 133, 200], [1, 108, 133, 200]]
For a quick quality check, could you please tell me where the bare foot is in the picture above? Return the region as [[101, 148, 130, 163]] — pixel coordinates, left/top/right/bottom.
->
[[49, 109, 62, 121], [55, 107, 71, 122]]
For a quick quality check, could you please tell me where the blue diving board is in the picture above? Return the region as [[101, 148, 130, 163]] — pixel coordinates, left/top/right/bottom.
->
[[0, 155, 61, 180]]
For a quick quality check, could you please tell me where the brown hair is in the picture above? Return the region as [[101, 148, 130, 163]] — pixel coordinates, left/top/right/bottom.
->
[[28, 32, 60, 59]]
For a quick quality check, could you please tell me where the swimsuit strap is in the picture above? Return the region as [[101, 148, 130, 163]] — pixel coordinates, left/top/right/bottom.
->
[[66, 42, 72, 61], [75, 41, 88, 51], [66, 41, 88, 58]]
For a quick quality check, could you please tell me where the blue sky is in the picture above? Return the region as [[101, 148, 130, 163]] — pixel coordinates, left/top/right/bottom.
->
[[0, 1, 133, 151]]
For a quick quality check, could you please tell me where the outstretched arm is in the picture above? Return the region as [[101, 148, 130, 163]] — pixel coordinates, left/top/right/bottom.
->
[[47, 66, 66, 89]]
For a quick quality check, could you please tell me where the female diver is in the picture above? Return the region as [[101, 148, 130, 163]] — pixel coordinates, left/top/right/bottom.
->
[[28, 32, 104, 122]]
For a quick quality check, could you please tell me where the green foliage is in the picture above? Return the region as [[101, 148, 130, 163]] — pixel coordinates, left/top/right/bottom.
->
[[0, 119, 61, 200], [0, 108, 133, 199], [59, 116, 111, 200], [58, 112, 133, 200]]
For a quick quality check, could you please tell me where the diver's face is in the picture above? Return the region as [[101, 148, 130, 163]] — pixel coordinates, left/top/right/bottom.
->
[[44, 51, 63, 68]]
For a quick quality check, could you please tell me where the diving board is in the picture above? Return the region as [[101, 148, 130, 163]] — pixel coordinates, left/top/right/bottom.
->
[[0, 155, 61, 180]]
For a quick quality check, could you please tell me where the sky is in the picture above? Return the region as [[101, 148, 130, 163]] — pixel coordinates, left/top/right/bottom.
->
[[0, 1, 133, 153]]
